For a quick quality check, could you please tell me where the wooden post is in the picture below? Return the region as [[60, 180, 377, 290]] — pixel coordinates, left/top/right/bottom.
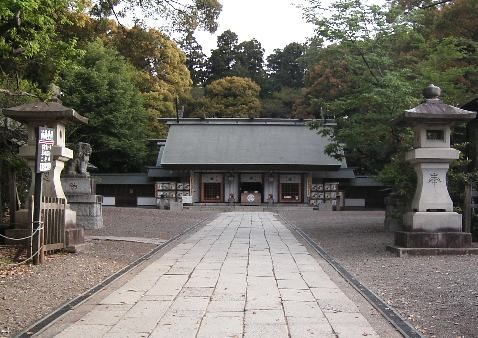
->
[[32, 171, 43, 264], [32, 126, 44, 265], [464, 184, 472, 233], [9, 168, 16, 226]]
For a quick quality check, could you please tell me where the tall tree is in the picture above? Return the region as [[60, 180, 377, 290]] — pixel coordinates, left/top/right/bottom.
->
[[207, 30, 239, 82], [179, 31, 208, 86], [61, 40, 149, 172], [235, 39, 265, 84], [266, 42, 306, 92]]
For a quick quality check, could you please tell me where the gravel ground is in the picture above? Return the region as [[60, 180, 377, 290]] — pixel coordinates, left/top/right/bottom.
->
[[3, 208, 476, 337], [279, 210, 478, 338], [86, 207, 216, 239], [0, 208, 217, 337]]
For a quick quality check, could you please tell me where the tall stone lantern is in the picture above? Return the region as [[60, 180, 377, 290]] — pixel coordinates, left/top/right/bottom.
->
[[4, 101, 88, 249], [388, 85, 478, 256]]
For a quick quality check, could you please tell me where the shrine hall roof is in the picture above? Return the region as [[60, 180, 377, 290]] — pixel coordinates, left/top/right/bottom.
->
[[158, 119, 342, 170]]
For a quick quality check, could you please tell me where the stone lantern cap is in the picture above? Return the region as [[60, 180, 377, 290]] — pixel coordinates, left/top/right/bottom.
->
[[3, 101, 88, 125], [394, 84, 476, 125]]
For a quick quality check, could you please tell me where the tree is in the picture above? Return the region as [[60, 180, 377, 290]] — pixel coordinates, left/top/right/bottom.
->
[[179, 31, 208, 86], [262, 87, 303, 118], [193, 76, 261, 118], [300, 0, 478, 201], [266, 42, 306, 92], [0, 0, 85, 96], [89, 0, 222, 34], [235, 39, 265, 84], [112, 26, 192, 134], [60, 40, 149, 172], [207, 30, 240, 82]]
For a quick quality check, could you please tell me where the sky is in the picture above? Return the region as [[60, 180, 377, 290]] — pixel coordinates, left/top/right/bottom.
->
[[194, 0, 316, 57]]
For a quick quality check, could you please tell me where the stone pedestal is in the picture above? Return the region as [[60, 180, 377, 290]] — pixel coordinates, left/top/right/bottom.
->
[[394, 231, 471, 248], [403, 211, 462, 232], [62, 177, 103, 230]]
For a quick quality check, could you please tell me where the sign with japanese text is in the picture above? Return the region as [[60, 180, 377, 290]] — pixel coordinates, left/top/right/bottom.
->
[[36, 127, 55, 173]]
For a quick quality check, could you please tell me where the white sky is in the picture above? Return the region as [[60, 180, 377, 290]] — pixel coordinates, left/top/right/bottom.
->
[[194, 0, 316, 56]]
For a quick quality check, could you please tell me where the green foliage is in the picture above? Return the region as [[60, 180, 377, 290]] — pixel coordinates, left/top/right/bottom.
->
[[194, 76, 261, 118], [0, 0, 80, 59], [266, 43, 306, 93], [90, 0, 222, 34], [301, 0, 478, 202], [206, 30, 266, 86], [112, 26, 192, 134], [0, 0, 85, 94], [179, 31, 208, 85], [60, 40, 149, 172], [262, 87, 303, 118], [234, 39, 265, 85], [207, 30, 240, 82]]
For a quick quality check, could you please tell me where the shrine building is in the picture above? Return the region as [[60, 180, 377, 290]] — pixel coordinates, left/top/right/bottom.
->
[[146, 118, 356, 206]]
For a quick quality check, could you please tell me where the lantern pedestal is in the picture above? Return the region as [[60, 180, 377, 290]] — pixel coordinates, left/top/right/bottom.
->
[[403, 211, 462, 232]]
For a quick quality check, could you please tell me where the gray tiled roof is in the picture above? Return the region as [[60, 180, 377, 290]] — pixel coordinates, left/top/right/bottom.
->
[[160, 122, 342, 169]]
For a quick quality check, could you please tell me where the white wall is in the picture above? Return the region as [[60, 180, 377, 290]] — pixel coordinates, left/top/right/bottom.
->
[[137, 197, 156, 206], [102, 196, 115, 206]]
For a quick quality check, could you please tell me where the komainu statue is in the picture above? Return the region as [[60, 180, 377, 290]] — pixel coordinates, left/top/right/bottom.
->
[[65, 142, 92, 177]]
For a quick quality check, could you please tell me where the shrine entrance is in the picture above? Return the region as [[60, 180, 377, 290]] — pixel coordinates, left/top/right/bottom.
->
[[240, 174, 263, 205]]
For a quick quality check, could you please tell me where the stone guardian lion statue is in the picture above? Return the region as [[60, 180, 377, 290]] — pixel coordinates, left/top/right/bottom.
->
[[65, 142, 92, 177]]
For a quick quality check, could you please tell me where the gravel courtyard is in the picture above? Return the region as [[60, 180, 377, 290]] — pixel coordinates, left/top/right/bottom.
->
[[279, 210, 478, 338], [1, 208, 477, 337]]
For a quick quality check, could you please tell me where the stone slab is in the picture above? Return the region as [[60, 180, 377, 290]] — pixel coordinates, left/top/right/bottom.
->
[[62, 177, 94, 195], [403, 211, 462, 232], [56, 324, 112, 338], [324, 311, 379, 338], [86, 236, 165, 245], [197, 314, 243, 338], [386, 245, 478, 257], [394, 231, 472, 248]]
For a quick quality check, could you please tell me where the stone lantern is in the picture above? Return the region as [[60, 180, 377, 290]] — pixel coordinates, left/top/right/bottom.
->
[[4, 101, 88, 249], [388, 85, 478, 256]]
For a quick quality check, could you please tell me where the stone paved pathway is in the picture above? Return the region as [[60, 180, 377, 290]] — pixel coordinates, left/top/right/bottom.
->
[[54, 212, 379, 338]]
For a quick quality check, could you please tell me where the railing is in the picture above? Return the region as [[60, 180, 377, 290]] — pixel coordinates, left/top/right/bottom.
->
[[41, 197, 66, 253]]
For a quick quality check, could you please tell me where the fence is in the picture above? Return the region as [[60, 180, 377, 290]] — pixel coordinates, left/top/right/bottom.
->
[[41, 196, 66, 253]]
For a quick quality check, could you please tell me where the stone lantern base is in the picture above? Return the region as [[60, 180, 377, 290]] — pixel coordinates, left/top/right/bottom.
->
[[404, 211, 462, 232], [386, 211, 478, 257], [386, 244, 478, 257]]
